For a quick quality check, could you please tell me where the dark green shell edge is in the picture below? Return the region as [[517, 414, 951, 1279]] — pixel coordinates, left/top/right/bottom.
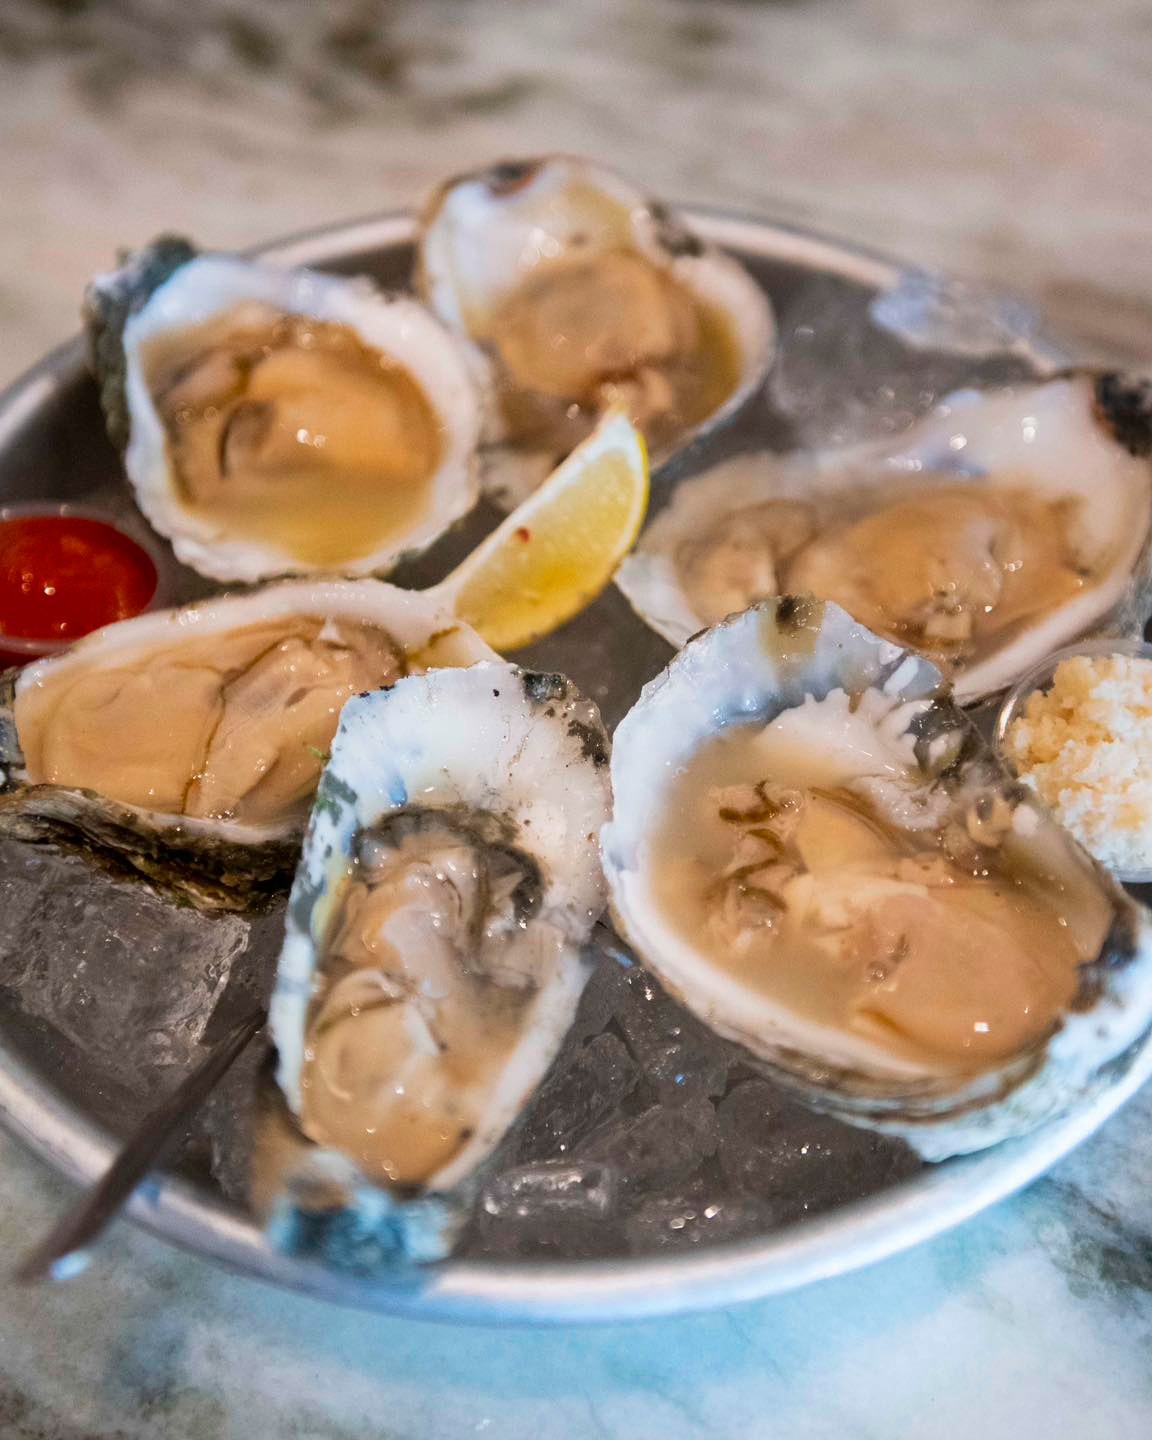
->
[[82, 234, 200, 452], [1094, 371, 1152, 459], [0, 784, 296, 913], [0, 667, 23, 783]]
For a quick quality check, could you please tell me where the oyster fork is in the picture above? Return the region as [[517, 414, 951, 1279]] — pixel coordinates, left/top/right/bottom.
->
[[13, 1005, 265, 1284]]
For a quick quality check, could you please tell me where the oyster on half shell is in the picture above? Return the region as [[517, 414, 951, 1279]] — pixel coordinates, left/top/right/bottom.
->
[[602, 597, 1152, 1159], [265, 661, 611, 1269], [416, 155, 776, 509], [85, 238, 481, 582], [0, 580, 495, 909], [617, 373, 1152, 704]]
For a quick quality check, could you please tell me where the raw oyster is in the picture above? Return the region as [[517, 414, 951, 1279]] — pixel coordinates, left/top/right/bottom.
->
[[602, 596, 1152, 1159], [617, 373, 1152, 703], [416, 155, 775, 508], [85, 238, 481, 582], [0, 580, 495, 909], [265, 661, 611, 1268]]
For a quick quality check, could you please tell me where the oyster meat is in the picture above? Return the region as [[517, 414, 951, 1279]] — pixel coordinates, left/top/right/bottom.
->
[[618, 373, 1152, 703], [602, 597, 1152, 1158], [85, 238, 481, 582], [416, 155, 775, 508], [0, 580, 495, 908], [266, 661, 611, 1268]]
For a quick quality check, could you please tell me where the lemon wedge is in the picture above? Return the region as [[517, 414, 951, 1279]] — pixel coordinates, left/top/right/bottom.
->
[[437, 412, 649, 651]]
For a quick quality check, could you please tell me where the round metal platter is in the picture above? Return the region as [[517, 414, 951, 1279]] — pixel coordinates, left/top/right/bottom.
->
[[1, 208, 1147, 1325]]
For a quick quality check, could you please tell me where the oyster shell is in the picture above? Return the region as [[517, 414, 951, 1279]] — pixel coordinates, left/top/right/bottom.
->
[[85, 238, 481, 582], [0, 580, 495, 909], [416, 155, 776, 509], [618, 372, 1152, 704], [265, 661, 611, 1268], [602, 596, 1152, 1159]]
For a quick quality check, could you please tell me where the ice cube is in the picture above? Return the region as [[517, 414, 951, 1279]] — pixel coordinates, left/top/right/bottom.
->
[[624, 1192, 776, 1253], [717, 1080, 920, 1221], [468, 1159, 624, 1261], [191, 903, 286, 1201], [193, 1034, 272, 1204], [870, 271, 1044, 359], [569, 941, 631, 1043], [0, 843, 248, 1092], [513, 1031, 640, 1162], [577, 1095, 720, 1193], [604, 960, 732, 1104], [0, 840, 54, 987], [769, 272, 1044, 449], [482, 1160, 617, 1221]]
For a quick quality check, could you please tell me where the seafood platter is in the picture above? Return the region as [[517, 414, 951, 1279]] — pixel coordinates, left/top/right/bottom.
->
[[1, 156, 1151, 1322]]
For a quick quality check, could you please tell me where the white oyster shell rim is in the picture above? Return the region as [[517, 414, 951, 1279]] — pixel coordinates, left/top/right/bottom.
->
[[617, 373, 1152, 704], [601, 597, 1152, 1158], [270, 659, 611, 1196], [604, 598, 944, 1082], [8, 577, 496, 846], [416, 155, 776, 510], [121, 255, 482, 583], [417, 155, 654, 334]]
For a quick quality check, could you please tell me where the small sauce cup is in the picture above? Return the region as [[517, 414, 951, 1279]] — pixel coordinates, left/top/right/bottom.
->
[[0, 502, 169, 668], [994, 636, 1152, 885]]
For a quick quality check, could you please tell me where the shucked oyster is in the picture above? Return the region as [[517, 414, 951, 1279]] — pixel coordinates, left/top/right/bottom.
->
[[85, 238, 481, 582], [266, 661, 611, 1268], [618, 373, 1152, 703], [602, 597, 1152, 1158], [416, 155, 775, 508], [0, 580, 495, 908]]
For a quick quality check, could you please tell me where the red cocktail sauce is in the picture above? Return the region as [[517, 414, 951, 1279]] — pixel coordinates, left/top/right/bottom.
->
[[0, 514, 158, 664]]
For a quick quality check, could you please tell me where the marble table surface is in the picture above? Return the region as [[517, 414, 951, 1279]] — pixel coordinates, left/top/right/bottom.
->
[[1, 2, 1151, 1436]]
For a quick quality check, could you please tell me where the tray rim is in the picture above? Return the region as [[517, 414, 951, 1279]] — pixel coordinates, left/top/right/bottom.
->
[[2, 204, 1137, 1326]]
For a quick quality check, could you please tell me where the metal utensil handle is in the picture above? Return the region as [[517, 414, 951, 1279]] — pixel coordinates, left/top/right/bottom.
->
[[13, 1005, 266, 1284]]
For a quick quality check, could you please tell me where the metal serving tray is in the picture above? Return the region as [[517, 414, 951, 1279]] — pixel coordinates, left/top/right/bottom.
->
[[1, 207, 1147, 1325]]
